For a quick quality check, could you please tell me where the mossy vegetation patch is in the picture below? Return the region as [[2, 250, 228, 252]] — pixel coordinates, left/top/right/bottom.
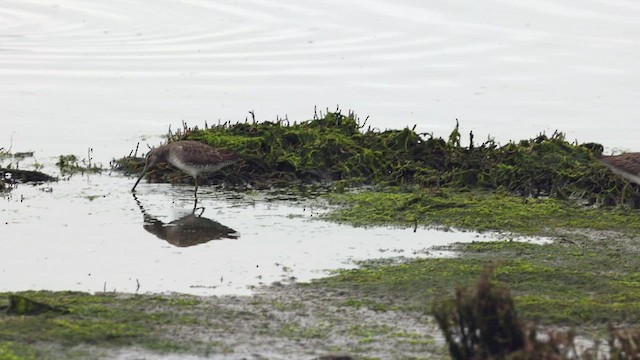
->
[[315, 184, 640, 329], [323, 187, 640, 235], [310, 233, 640, 328], [0, 289, 446, 359], [56, 154, 102, 175], [0, 342, 35, 360], [0, 291, 221, 359], [113, 110, 640, 208]]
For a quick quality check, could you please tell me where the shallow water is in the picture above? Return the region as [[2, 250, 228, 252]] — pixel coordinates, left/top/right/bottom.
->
[[0, 0, 635, 295], [2, 158, 507, 295]]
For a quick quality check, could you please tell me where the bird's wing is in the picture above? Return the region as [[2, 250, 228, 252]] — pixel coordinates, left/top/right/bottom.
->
[[601, 153, 640, 185], [174, 142, 238, 167]]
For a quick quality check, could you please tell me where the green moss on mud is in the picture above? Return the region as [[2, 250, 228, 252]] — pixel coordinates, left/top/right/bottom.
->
[[312, 235, 640, 327], [323, 187, 640, 235], [315, 187, 640, 328], [0, 287, 445, 359], [0, 342, 34, 360], [0, 291, 215, 359]]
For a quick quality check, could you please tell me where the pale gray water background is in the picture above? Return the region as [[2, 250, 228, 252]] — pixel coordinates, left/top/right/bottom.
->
[[0, 0, 636, 295]]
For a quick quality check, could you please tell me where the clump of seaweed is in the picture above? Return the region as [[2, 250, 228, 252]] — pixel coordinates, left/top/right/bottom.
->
[[56, 148, 102, 176], [110, 142, 145, 176], [113, 109, 640, 207], [433, 268, 640, 359]]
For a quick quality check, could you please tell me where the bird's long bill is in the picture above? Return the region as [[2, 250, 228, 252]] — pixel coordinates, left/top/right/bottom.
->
[[131, 164, 149, 192]]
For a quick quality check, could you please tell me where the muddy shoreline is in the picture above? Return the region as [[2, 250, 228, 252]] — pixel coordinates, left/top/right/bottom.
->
[[3, 226, 639, 359], [0, 283, 448, 360]]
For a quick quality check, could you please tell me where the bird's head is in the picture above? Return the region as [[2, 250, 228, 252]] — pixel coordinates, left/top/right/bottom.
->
[[143, 147, 164, 169], [131, 145, 167, 192]]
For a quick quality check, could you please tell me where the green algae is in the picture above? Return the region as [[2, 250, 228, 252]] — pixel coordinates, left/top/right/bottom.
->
[[0, 342, 33, 360], [0, 287, 446, 359], [0, 291, 219, 359], [56, 154, 102, 175], [314, 186, 640, 350], [114, 110, 639, 207], [311, 235, 640, 327], [323, 187, 640, 235]]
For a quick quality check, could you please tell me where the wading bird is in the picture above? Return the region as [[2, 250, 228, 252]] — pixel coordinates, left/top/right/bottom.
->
[[131, 140, 240, 195], [600, 152, 640, 185]]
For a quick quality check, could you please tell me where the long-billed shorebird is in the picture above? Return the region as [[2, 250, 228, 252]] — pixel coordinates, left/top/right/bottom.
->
[[131, 140, 240, 194], [600, 152, 640, 185]]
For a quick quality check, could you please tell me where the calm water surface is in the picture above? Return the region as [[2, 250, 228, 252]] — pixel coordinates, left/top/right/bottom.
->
[[2, 0, 639, 157], [2, 167, 503, 295], [0, 0, 636, 294]]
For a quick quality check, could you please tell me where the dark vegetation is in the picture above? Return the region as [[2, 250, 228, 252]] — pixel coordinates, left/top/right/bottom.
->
[[433, 268, 640, 359], [0, 149, 56, 191], [0, 147, 101, 191], [0, 168, 56, 185], [113, 109, 639, 207]]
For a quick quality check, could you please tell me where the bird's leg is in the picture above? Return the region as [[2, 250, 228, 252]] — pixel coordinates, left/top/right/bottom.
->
[[192, 193, 199, 213], [194, 176, 199, 197]]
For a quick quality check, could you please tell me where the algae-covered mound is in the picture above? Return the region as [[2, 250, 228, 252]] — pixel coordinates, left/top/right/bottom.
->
[[114, 111, 639, 207]]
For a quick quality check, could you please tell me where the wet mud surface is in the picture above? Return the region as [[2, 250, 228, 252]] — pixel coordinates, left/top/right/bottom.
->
[[109, 285, 445, 360]]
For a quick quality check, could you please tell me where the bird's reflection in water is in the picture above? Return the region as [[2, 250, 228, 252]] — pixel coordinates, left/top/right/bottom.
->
[[133, 194, 239, 247]]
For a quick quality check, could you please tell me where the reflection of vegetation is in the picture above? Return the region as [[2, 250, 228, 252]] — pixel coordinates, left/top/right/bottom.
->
[[114, 110, 638, 207]]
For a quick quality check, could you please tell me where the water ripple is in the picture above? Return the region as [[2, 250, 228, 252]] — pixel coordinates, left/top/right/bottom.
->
[[1, 0, 639, 151]]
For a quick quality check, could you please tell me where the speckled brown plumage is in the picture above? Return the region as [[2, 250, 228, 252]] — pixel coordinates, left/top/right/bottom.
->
[[600, 153, 640, 185], [132, 140, 240, 193]]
